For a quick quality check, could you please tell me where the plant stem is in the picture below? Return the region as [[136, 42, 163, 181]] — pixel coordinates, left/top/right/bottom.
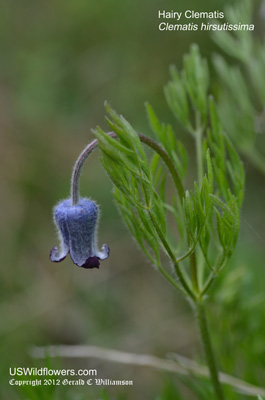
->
[[194, 111, 224, 400], [71, 137, 100, 205], [138, 133, 185, 200], [196, 301, 225, 400], [195, 127, 203, 189], [194, 111, 204, 188], [190, 251, 199, 294], [71, 132, 185, 205], [189, 112, 203, 294]]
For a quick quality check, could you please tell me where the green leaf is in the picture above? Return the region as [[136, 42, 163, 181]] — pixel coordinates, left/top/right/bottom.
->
[[94, 127, 134, 155], [183, 44, 209, 125], [164, 65, 191, 129], [114, 188, 160, 262], [146, 102, 163, 139], [206, 149, 213, 192], [152, 192, 167, 235], [150, 152, 160, 176]]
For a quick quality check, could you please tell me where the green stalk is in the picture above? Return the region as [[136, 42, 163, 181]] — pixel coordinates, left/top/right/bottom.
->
[[138, 134, 195, 300], [188, 112, 203, 294], [71, 132, 185, 205], [138, 133, 185, 200], [196, 301, 225, 400], [193, 112, 224, 399], [195, 112, 204, 189], [190, 251, 199, 294]]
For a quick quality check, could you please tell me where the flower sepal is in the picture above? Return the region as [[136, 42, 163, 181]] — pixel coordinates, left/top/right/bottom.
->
[[50, 198, 109, 269]]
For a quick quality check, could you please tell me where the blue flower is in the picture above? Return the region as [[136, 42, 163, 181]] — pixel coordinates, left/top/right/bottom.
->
[[50, 198, 109, 269]]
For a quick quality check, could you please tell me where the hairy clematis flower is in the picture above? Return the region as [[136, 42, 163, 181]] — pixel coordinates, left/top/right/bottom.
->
[[50, 198, 109, 269]]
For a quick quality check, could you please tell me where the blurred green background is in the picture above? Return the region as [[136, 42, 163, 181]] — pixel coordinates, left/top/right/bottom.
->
[[1, 0, 264, 399]]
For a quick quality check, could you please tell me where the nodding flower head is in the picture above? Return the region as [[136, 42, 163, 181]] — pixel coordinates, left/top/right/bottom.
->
[[50, 198, 109, 269]]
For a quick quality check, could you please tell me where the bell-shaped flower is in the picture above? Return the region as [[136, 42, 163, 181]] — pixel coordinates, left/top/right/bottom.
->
[[50, 198, 109, 269]]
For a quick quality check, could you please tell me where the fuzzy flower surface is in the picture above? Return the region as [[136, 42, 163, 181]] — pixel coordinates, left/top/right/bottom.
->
[[50, 198, 109, 268]]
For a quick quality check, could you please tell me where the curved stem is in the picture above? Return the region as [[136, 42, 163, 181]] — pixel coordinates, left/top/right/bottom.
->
[[71, 139, 96, 205], [71, 132, 117, 205], [137, 134, 185, 200], [71, 132, 185, 204], [196, 301, 225, 400]]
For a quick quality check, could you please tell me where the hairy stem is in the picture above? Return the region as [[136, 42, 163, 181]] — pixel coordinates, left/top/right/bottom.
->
[[190, 251, 199, 294], [71, 137, 101, 205], [196, 301, 225, 400], [193, 114, 223, 398], [137, 133, 185, 200], [188, 112, 204, 295], [195, 112, 204, 188], [195, 129, 203, 188], [71, 132, 185, 205]]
